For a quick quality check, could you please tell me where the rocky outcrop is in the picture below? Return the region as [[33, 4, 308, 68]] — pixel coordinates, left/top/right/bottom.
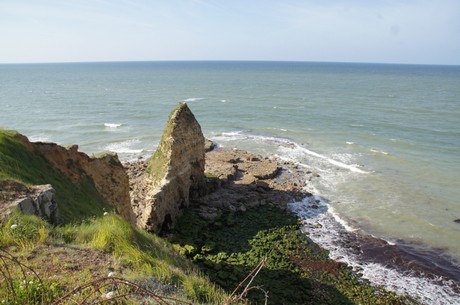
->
[[0, 181, 58, 224], [131, 103, 206, 233], [14, 134, 135, 225], [16, 185, 58, 224]]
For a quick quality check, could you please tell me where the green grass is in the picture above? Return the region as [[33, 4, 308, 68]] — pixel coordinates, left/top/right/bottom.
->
[[0, 129, 111, 223], [0, 212, 229, 304], [0, 210, 50, 249], [172, 205, 420, 305], [1, 128, 230, 303]]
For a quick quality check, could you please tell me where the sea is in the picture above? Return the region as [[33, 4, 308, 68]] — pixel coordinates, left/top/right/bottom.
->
[[1, 61, 459, 304]]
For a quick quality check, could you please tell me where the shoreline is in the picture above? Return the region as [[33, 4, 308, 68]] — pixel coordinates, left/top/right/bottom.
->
[[125, 142, 460, 304]]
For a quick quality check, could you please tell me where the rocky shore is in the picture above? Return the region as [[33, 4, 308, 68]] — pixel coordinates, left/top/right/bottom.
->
[[125, 142, 317, 227], [2, 103, 449, 304]]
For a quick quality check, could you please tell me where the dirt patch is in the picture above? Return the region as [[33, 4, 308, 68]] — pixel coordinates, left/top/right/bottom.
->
[[8, 244, 125, 289]]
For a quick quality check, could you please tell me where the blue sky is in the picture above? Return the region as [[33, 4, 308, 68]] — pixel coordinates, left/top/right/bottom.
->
[[1, 0, 459, 65]]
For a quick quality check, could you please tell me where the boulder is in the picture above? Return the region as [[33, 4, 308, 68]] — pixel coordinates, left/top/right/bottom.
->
[[15, 185, 59, 224], [132, 103, 206, 233], [0, 182, 59, 224]]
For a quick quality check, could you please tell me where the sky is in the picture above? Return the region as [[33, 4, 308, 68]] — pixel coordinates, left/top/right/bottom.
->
[[0, 0, 459, 65]]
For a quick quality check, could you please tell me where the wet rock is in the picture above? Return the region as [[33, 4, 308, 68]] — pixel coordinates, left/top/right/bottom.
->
[[204, 139, 216, 152]]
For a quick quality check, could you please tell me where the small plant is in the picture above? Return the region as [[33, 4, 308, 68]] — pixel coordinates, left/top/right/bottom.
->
[[0, 212, 51, 249], [0, 249, 63, 305]]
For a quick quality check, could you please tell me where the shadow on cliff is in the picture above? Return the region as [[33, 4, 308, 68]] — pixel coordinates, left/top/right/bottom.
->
[[172, 182, 355, 305]]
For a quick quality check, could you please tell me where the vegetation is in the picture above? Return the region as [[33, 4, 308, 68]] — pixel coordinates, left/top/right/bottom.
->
[[0, 129, 228, 304], [0, 129, 110, 223], [172, 205, 419, 305], [0, 212, 228, 304], [146, 103, 181, 183], [0, 128, 420, 304]]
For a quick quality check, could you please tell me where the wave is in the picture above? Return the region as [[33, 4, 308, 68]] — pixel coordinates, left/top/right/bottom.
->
[[29, 135, 52, 143], [104, 123, 122, 128], [104, 139, 143, 154], [212, 131, 369, 174], [183, 97, 204, 102], [288, 197, 460, 305], [370, 148, 389, 155]]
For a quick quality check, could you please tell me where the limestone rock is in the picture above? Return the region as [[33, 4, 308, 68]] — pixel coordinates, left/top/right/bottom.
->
[[15, 185, 58, 224], [0, 181, 58, 224], [14, 134, 135, 225], [205, 148, 280, 183], [132, 103, 206, 233]]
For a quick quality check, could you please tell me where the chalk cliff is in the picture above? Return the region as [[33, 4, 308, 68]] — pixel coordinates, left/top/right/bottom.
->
[[131, 103, 206, 233]]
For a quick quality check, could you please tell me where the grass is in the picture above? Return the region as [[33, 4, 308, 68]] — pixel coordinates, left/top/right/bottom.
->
[[0, 128, 229, 304], [57, 214, 228, 303], [0, 129, 110, 223], [0, 213, 229, 304], [172, 205, 420, 305], [0, 127, 421, 304], [0, 210, 50, 249]]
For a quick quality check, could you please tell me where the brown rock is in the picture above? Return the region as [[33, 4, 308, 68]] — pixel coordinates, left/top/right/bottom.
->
[[132, 103, 206, 233], [14, 134, 135, 225]]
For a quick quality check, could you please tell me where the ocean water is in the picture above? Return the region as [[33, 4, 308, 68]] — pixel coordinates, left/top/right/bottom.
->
[[1, 61, 459, 303]]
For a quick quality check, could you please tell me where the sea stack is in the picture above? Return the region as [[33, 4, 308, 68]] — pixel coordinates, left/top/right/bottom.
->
[[132, 103, 206, 233]]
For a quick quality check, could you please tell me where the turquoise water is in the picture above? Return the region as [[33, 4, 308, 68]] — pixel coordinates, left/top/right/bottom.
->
[[1, 61, 459, 302]]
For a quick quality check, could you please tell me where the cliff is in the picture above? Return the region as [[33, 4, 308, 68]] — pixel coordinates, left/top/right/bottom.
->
[[131, 103, 206, 233], [0, 130, 135, 224]]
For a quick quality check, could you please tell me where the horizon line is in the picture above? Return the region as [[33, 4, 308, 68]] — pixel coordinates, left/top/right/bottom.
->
[[0, 59, 459, 67]]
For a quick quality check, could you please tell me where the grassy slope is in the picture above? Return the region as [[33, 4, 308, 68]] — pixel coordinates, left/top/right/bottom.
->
[[0, 129, 110, 223], [0, 129, 228, 304]]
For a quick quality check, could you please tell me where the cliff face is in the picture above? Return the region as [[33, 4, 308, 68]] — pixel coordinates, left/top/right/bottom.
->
[[131, 103, 206, 233], [15, 135, 135, 224]]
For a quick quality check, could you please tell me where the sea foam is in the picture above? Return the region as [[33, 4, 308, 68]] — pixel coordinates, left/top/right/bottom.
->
[[212, 131, 369, 174], [104, 123, 122, 129], [183, 97, 204, 102], [104, 139, 143, 154], [288, 197, 460, 305]]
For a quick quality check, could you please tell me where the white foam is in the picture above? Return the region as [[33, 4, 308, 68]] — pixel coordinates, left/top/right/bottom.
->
[[104, 123, 122, 128], [220, 99, 227, 103], [298, 146, 369, 174], [370, 149, 389, 155], [346, 141, 354, 145], [29, 135, 51, 142], [288, 199, 460, 305], [213, 131, 369, 174], [104, 139, 143, 154], [183, 97, 204, 102]]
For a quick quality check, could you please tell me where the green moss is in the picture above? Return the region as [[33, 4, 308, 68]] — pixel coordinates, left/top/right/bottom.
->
[[146, 102, 192, 184], [0, 129, 110, 223], [173, 206, 419, 305]]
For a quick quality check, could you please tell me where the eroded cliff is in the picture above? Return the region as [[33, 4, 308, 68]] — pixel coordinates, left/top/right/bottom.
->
[[0, 131, 135, 224], [131, 103, 206, 232]]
